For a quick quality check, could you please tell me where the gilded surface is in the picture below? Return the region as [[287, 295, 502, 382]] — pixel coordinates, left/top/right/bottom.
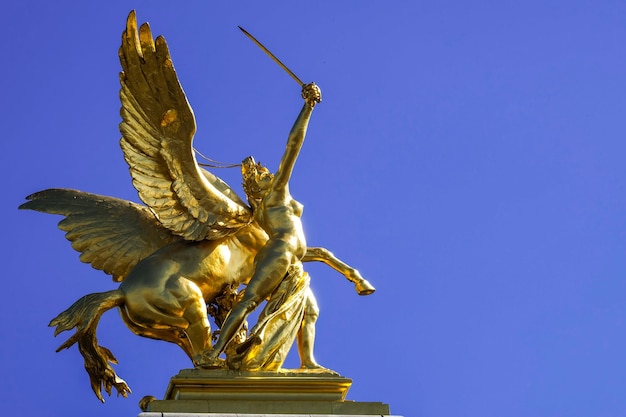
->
[[19, 11, 374, 402]]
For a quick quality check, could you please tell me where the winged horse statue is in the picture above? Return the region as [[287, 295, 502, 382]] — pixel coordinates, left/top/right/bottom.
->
[[19, 11, 374, 402]]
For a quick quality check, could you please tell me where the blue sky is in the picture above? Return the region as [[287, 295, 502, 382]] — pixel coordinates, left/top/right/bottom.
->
[[3, 2, 626, 416]]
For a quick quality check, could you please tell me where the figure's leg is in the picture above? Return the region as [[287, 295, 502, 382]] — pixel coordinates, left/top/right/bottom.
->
[[201, 242, 292, 365], [298, 288, 320, 368]]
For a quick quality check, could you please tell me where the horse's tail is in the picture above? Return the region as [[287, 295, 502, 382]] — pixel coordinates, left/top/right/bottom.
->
[[49, 289, 131, 402]]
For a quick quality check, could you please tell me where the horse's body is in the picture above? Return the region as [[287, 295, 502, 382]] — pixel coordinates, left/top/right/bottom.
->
[[119, 224, 268, 358]]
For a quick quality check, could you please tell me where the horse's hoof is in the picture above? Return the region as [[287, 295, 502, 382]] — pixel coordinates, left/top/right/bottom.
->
[[199, 358, 225, 369], [194, 352, 225, 369]]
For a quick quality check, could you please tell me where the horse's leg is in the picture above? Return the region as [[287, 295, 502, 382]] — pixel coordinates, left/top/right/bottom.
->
[[180, 288, 214, 365], [119, 309, 194, 359], [162, 276, 214, 363], [122, 275, 213, 364], [303, 247, 376, 295]]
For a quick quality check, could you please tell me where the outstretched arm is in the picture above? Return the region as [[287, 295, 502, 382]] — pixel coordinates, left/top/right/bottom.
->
[[271, 83, 322, 192], [303, 247, 375, 295]]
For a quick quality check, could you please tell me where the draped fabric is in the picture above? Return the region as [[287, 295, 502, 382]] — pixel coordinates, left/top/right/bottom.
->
[[232, 270, 310, 371]]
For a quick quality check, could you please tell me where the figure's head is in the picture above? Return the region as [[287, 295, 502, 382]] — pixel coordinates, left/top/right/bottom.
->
[[241, 156, 273, 202]]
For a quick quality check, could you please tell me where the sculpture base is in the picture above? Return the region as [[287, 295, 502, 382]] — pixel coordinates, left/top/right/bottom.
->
[[142, 368, 390, 415]]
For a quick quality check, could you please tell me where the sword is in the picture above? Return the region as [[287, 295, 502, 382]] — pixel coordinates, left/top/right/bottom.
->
[[238, 26, 304, 87]]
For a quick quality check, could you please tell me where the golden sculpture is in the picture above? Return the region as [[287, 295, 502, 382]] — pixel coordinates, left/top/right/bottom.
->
[[19, 11, 374, 402]]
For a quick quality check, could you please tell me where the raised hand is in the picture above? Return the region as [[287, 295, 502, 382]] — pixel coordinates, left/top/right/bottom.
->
[[302, 82, 322, 107]]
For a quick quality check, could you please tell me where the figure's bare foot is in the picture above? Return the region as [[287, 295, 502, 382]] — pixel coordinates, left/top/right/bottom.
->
[[299, 361, 339, 375]]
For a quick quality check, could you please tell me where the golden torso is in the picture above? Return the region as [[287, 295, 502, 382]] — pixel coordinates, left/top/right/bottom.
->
[[255, 191, 306, 259]]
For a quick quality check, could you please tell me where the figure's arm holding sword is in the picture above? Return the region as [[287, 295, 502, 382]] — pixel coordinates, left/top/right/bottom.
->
[[238, 27, 374, 295], [238, 26, 321, 192]]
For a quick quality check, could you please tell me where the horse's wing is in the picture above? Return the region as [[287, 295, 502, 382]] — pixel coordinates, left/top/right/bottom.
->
[[19, 188, 181, 282], [119, 11, 251, 242]]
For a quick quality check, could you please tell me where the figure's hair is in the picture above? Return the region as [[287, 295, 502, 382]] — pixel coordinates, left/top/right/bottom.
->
[[241, 156, 273, 201]]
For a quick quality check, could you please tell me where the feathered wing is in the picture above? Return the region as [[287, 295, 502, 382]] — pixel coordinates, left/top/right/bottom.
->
[[119, 11, 251, 241], [19, 189, 181, 282]]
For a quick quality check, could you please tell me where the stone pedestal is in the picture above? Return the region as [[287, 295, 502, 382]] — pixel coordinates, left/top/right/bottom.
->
[[139, 368, 394, 416]]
